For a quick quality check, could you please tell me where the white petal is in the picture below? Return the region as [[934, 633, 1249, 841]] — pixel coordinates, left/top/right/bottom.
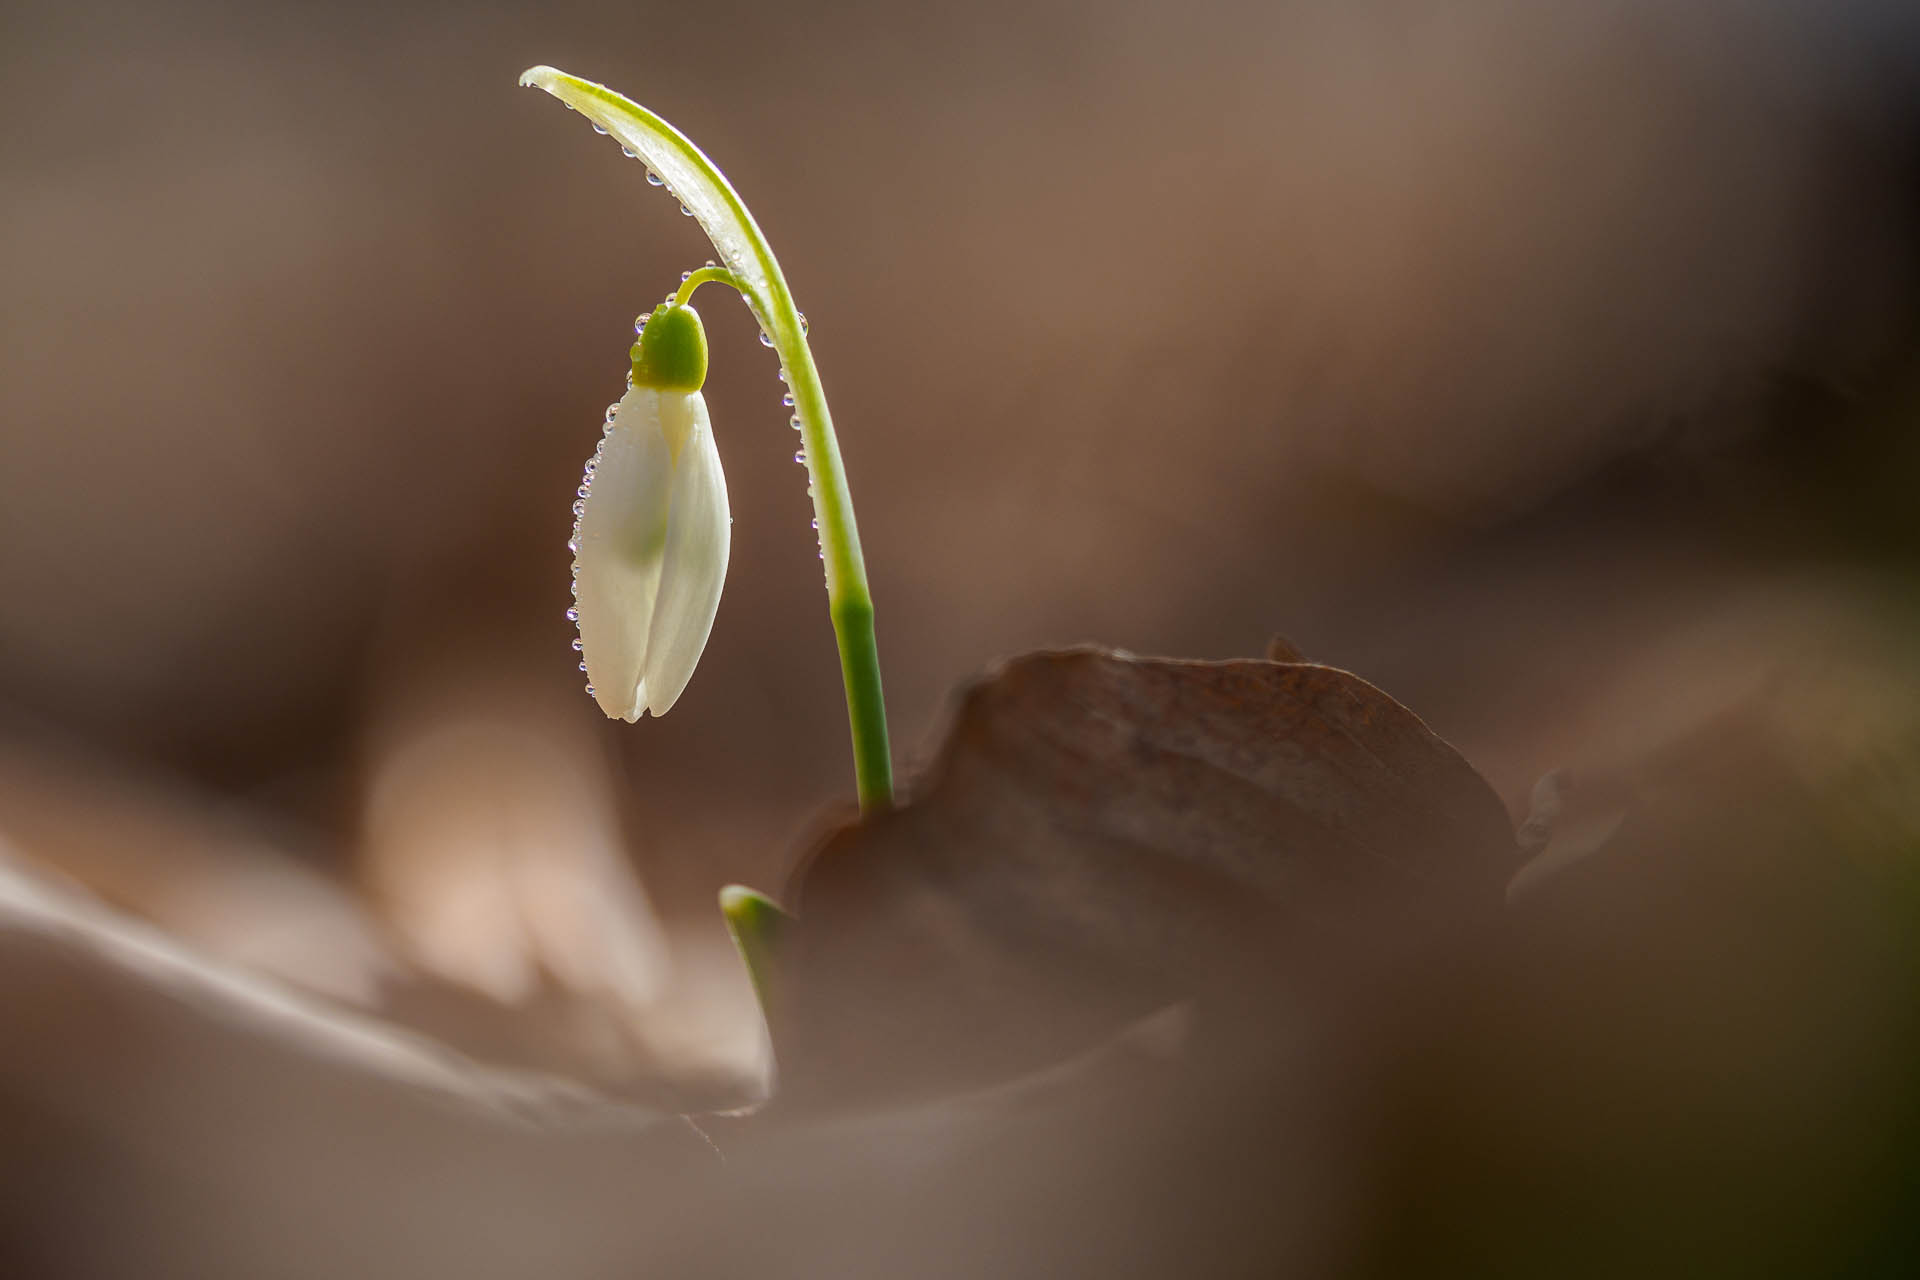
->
[[574, 388, 672, 721], [641, 397, 730, 716]]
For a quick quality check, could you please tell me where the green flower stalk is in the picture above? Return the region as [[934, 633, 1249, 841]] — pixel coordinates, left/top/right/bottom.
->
[[523, 64, 894, 812]]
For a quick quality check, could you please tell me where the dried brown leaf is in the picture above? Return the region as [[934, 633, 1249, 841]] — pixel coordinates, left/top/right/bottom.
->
[[776, 648, 1516, 1101]]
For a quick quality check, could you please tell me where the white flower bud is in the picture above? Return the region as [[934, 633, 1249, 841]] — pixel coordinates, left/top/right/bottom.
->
[[570, 306, 730, 720]]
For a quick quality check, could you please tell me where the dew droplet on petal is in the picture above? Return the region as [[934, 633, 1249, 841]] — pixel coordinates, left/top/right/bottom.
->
[[566, 607, 580, 622], [680, 270, 693, 282], [579, 661, 588, 672], [798, 313, 809, 333], [646, 171, 664, 186], [758, 330, 774, 347], [680, 204, 693, 217], [781, 393, 795, 407], [591, 123, 608, 135], [585, 684, 595, 696], [794, 450, 806, 464], [790, 415, 803, 430], [810, 518, 818, 530], [572, 500, 585, 516]]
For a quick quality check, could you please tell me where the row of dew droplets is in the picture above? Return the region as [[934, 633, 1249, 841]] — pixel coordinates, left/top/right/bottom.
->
[[548, 75, 767, 302], [566, 395, 619, 699], [777, 362, 825, 564], [740, 284, 822, 569]]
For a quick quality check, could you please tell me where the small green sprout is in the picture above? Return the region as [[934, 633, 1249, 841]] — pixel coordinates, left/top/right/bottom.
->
[[719, 884, 791, 1020]]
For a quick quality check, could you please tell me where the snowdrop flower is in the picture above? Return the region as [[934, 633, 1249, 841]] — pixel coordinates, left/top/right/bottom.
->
[[570, 302, 730, 721], [525, 64, 891, 809]]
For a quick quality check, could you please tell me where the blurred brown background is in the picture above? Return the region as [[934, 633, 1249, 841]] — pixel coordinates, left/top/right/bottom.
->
[[3, 0, 1914, 906], [4, 0, 1920, 1273]]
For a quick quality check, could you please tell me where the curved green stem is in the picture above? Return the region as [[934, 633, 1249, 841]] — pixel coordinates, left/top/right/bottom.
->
[[522, 65, 894, 811], [673, 265, 742, 309]]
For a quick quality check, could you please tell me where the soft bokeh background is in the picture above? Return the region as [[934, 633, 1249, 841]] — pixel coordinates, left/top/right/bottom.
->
[[4, 0, 1920, 1273]]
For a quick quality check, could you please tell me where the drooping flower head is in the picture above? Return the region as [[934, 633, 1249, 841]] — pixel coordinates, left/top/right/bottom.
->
[[570, 303, 730, 721]]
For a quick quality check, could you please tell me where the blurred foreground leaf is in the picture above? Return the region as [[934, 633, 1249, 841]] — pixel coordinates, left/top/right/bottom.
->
[[773, 647, 1517, 1101]]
